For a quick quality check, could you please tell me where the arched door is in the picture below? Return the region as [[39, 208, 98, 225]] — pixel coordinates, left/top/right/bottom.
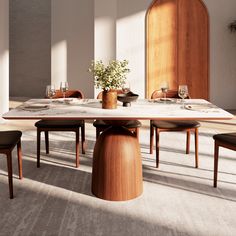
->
[[146, 0, 209, 99]]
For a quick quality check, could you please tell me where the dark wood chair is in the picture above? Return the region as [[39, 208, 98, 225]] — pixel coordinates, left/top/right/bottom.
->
[[213, 132, 236, 187], [93, 90, 142, 139], [35, 90, 85, 168], [0, 131, 23, 199], [150, 90, 200, 168]]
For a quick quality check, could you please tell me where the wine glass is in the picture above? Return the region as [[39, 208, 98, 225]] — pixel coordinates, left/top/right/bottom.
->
[[122, 81, 130, 94], [160, 81, 169, 100], [45, 85, 56, 103], [178, 85, 188, 106], [60, 81, 69, 100]]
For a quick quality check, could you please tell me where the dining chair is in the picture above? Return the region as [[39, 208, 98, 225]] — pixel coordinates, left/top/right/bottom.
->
[[35, 90, 85, 168], [0, 130, 23, 199], [93, 90, 142, 139], [150, 89, 200, 168], [213, 132, 236, 187]]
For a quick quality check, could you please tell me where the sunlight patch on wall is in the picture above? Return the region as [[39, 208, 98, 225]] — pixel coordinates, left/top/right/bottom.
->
[[51, 40, 67, 88], [95, 16, 116, 62], [95, 16, 116, 96], [116, 11, 146, 98]]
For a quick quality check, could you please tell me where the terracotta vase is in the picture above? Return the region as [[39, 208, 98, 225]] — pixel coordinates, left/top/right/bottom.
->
[[102, 90, 117, 109]]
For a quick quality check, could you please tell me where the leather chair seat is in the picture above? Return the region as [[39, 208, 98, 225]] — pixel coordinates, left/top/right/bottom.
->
[[213, 133, 236, 146], [35, 120, 84, 129], [151, 120, 200, 129], [0, 131, 22, 149], [93, 120, 142, 128]]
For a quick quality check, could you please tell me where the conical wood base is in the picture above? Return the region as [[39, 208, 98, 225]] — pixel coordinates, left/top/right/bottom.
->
[[92, 126, 143, 201]]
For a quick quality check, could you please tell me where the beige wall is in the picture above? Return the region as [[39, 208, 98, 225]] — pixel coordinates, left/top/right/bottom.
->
[[204, 0, 236, 109], [51, 0, 94, 98], [9, 0, 51, 98]]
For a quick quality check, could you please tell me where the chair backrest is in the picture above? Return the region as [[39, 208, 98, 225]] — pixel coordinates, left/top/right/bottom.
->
[[53, 90, 84, 99], [97, 90, 123, 99], [151, 89, 190, 99]]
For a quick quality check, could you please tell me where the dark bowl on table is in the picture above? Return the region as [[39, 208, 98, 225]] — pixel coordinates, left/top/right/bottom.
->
[[117, 92, 139, 107]]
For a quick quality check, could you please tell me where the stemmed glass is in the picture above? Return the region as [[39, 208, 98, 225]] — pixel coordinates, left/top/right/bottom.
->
[[122, 81, 130, 94], [160, 81, 169, 100], [60, 82, 69, 100], [178, 85, 188, 107], [46, 85, 56, 103]]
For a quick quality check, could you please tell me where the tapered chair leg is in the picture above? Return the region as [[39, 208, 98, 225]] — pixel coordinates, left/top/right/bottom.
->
[[6, 152, 13, 199], [17, 140, 23, 179], [150, 123, 154, 154], [155, 129, 160, 168], [76, 130, 80, 168], [37, 130, 41, 168], [194, 128, 199, 168], [186, 130, 191, 154], [214, 141, 219, 187], [81, 125, 85, 154], [96, 128, 100, 140], [45, 131, 49, 154], [135, 128, 139, 141]]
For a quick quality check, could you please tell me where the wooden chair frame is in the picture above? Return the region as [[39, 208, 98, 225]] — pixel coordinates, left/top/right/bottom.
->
[[0, 140, 22, 199], [150, 89, 199, 168], [37, 127, 83, 168], [36, 89, 85, 168], [214, 140, 236, 187], [150, 125, 199, 168]]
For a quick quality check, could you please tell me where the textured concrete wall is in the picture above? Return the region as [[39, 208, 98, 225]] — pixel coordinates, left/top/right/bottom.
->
[[9, 0, 51, 98], [0, 0, 9, 122]]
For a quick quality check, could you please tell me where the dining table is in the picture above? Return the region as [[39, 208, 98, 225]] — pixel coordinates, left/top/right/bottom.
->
[[3, 98, 234, 201]]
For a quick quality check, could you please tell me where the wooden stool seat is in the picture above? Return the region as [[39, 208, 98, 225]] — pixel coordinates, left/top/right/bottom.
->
[[0, 130, 23, 199], [213, 132, 236, 187]]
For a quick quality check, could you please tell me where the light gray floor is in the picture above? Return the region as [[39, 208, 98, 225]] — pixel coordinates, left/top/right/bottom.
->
[[0, 118, 236, 236]]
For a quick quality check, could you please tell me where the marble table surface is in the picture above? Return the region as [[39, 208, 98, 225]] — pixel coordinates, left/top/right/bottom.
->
[[3, 98, 234, 120]]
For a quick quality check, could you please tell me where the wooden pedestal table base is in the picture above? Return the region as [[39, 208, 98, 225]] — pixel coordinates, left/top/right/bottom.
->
[[92, 126, 143, 201]]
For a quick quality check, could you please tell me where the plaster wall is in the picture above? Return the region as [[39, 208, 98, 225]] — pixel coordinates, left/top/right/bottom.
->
[[51, 0, 94, 98], [94, 0, 117, 96]]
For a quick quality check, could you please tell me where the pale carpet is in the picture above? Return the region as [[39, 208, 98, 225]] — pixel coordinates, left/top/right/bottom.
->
[[0, 118, 236, 236]]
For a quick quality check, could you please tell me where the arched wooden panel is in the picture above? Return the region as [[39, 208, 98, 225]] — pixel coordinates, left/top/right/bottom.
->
[[146, 0, 209, 99]]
